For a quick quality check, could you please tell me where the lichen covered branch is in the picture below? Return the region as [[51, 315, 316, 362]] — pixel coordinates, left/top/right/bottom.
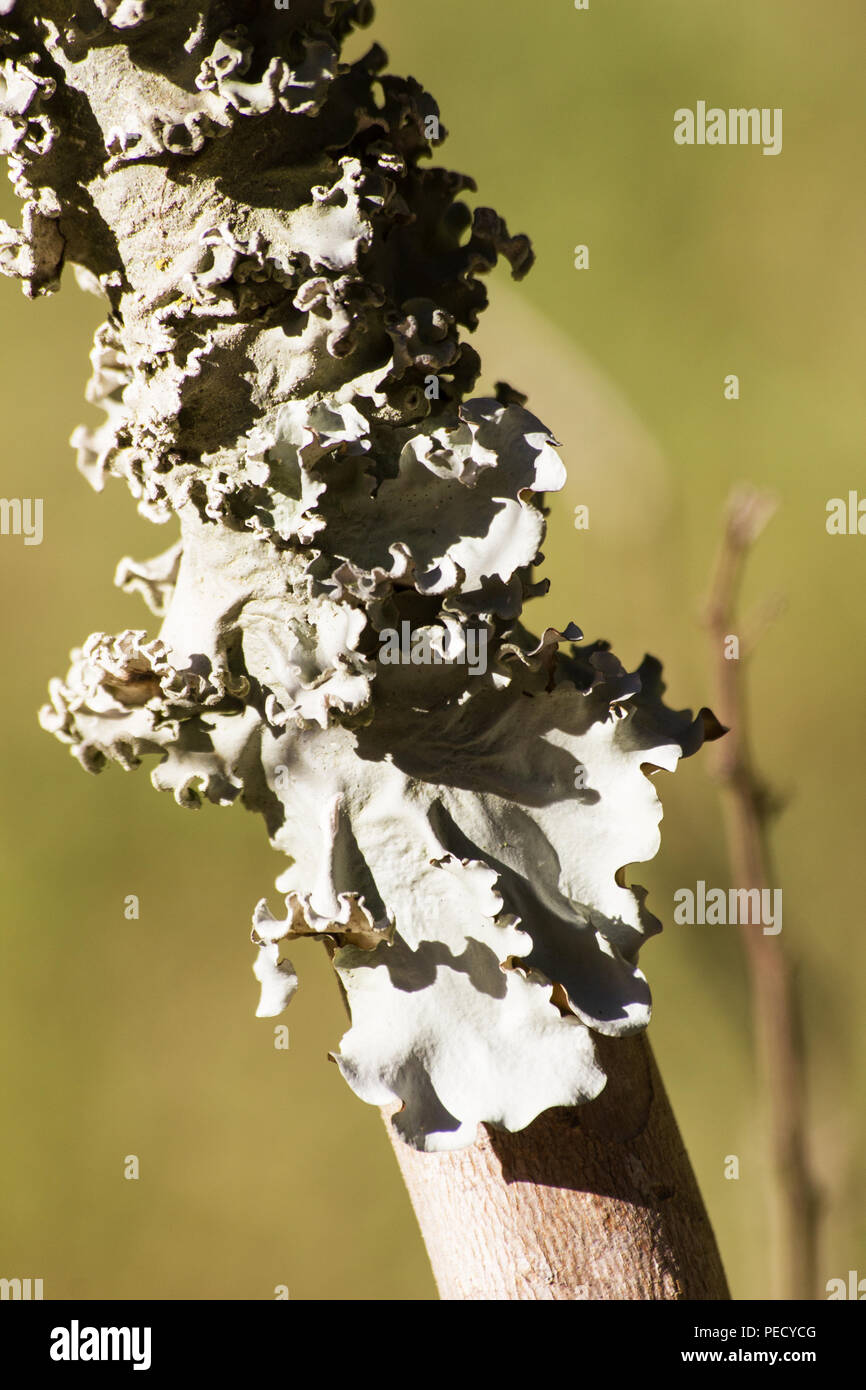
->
[[4, 0, 719, 1156]]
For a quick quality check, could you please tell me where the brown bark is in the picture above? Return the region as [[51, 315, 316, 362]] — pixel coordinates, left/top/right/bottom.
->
[[384, 1032, 730, 1300]]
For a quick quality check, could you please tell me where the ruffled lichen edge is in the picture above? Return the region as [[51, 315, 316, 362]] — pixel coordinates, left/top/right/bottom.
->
[[2, 0, 721, 1149]]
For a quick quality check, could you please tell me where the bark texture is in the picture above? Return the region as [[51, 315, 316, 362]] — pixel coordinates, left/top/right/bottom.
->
[[385, 1034, 730, 1300]]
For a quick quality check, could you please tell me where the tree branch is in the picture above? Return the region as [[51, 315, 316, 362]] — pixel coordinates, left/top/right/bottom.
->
[[704, 486, 820, 1300], [2, 0, 730, 1301], [384, 1034, 729, 1300]]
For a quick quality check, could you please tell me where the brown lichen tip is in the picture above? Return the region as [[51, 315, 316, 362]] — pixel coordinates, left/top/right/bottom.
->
[[3, 0, 716, 1149]]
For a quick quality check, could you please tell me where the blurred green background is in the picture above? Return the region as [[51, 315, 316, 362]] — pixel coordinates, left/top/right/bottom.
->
[[1, 0, 863, 1300]]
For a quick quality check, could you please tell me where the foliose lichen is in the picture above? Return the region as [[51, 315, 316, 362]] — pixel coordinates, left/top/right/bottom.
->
[[3, 0, 718, 1149]]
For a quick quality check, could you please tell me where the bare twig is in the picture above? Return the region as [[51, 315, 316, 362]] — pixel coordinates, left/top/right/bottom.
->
[[703, 486, 820, 1300]]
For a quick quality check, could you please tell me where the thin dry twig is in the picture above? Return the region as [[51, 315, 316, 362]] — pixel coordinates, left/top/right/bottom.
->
[[704, 486, 820, 1300]]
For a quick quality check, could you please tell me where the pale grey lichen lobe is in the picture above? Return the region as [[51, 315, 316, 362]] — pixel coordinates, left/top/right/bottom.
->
[[4, 0, 717, 1149]]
